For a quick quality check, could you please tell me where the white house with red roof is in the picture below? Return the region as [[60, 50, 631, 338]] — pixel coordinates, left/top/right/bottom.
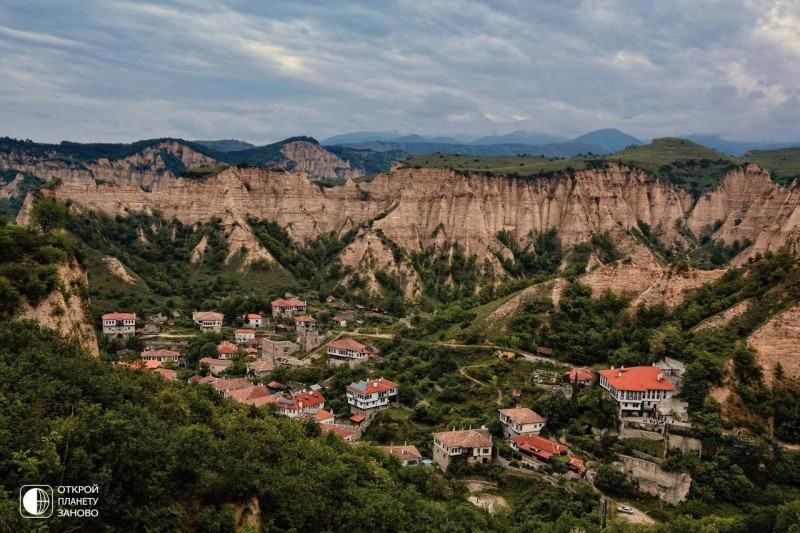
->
[[332, 315, 348, 328], [216, 340, 239, 360], [101, 312, 136, 338], [380, 445, 423, 466], [598, 366, 676, 416], [141, 349, 180, 363], [565, 367, 595, 387], [271, 298, 306, 318], [432, 428, 493, 470], [320, 423, 357, 443], [276, 390, 326, 418], [234, 329, 256, 344], [327, 338, 372, 360], [498, 407, 546, 438], [192, 311, 223, 332], [346, 377, 399, 415], [242, 313, 262, 328]]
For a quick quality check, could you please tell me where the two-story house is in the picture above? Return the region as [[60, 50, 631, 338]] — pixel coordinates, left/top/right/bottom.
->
[[598, 366, 676, 416], [327, 338, 372, 360], [565, 367, 595, 387], [101, 312, 136, 338], [141, 349, 180, 363], [234, 329, 256, 344], [242, 313, 262, 328], [431, 428, 493, 470], [293, 315, 317, 331], [346, 378, 399, 416], [216, 341, 239, 360], [276, 390, 326, 418], [380, 445, 423, 466], [271, 298, 306, 318], [498, 407, 546, 438], [193, 311, 223, 332]]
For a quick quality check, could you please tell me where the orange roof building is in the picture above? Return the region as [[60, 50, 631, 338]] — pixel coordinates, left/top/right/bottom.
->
[[141, 349, 180, 362], [216, 341, 239, 359], [346, 377, 399, 414], [380, 445, 423, 466], [565, 367, 595, 386], [598, 366, 676, 416], [432, 428, 493, 470], [271, 298, 306, 317], [498, 407, 546, 437], [328, 338, 372, 360], [276, 390, 326, 418], [510, 434, 567, 461]]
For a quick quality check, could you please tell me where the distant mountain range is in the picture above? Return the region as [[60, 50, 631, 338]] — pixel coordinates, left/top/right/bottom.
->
[[321, 128, 644, 158]]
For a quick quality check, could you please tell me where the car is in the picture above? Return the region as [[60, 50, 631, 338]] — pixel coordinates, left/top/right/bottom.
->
[[617, 505, 634, 515]]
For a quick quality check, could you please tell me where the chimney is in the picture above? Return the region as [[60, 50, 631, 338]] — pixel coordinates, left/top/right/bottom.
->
[[657, 373, 663, 382]]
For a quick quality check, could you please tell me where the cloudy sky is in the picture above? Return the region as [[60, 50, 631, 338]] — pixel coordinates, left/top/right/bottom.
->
[[1, 0, 799, 144]]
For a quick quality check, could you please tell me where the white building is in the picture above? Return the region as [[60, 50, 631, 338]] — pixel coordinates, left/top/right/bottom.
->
[[234, 329, 256, 344], [242, 313, 262, 328], [598, 367, 676, 416], [431, 428, 493, 470], [346, 378, 399, 415], [102, 312, 136, 338], [271, 298, 306, 318], [141, 349, 180, 363], [327, 338, 372, 360], [193, 311, 223, 332], [498, 407, 546, 438]]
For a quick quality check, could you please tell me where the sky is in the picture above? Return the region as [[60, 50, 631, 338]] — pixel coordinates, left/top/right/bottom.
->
[[1, 0, 799, 144]]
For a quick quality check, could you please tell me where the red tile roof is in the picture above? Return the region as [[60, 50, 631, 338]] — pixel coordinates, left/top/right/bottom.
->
[[272, 298, 306, 308], [346, 377, 399, 395], [216, 341, 238, 354], [248, 360, 275, 373], [153, 368, 177, 381], [320, 423, 356, 441], [102, 312, 136, 320], [433, 428, 492, 449], [565, 367, 594, 382], [243, 313, 262, 319], [350, 414, 365, 423], [209, 378, 252, 392], [229, 385, 271, 403], [267, 381, 284, 389], [243, 393, 281, 408], [499, 407, 545, 425], [511, 434, 567, 456], [141, 349, 180, 359], [293, 315, 316, 323], [329, 338, 367, 352], [195, 311, 224, 321], [279, 390, 326, 411], [187, 375, 205, 383], [200, 357, 232, 367], [380, 445, 423, 460], [298, 408, 335, 423], [598, 366, 676, 392], [234, 329, 255, 334]]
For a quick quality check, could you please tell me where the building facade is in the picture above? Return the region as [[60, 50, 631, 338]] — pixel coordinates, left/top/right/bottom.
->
[[102, 312, 136, 338], [346, 378, 399, 416], [431, 428, 493, 470], [271, 298, 307, 318], [192, 311, 223, 332], [327, 338, 372, 360], [598, 367, 676, 416], [498, 407, 546, 438], [242, 313, 262, 328]]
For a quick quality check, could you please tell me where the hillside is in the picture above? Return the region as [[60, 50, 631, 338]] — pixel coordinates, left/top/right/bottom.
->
[[743, 147, 800, 186], [568, 128, 644, 153]]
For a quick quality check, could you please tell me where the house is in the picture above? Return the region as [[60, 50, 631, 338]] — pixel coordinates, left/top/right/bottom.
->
[[266, 381, 285, 393], [140, 349, 180, 363], [101, 312, 136, 338], [234, 329, 256, 344], [332, 315, 348, 328], [346, 378, 399, 416], [247, 360, 275, 378], [216, 341, 239, 360], [431, 428, 493, 470], [293, 315, 317, 331], [510, 434, 568, 463], [350, 414, 365, 426], [276, 390, 326, 418], [271, 297, 306, 318], [565, 367, 594, 387], [192, 311, 223, 332], [327, 338, 372, 360], [199, 357, 232, 376], [208, 378, 252, 397], [247, 337, 263, 349], [242, 313, 262, 328], [297, 408, 336, 425], [320, 423, 357, 443], [228, 385, 271, 404], [598, 367, 676, 416], [380, 445, 423, 466], [498, 407, 546, 438], [496, 350, 516, 359], [153, 368, 177, 381], [536, 347, 553, 357], [261, 339, 300, 360]]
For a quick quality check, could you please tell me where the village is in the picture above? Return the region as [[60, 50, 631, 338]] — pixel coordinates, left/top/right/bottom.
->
[[102, 295, 699, 518]]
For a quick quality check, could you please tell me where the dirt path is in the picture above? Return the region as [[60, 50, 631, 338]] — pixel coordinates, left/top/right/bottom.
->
[[459, 365, 503, 405], [615, 502, 657, 525]]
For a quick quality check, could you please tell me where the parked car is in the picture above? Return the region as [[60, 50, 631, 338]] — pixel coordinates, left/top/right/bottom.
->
[[617, 505, 634, 515]]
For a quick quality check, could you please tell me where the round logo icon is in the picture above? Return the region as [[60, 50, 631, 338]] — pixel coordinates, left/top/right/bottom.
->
[[20, 486, 53, 518]]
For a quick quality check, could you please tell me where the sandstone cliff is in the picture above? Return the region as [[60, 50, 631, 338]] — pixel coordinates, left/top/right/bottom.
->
[[17, 261, 99, 355], [280, 141, 364, 181]]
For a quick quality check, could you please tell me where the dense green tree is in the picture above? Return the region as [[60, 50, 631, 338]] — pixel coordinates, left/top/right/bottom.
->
[[30, 194, 66, 234]]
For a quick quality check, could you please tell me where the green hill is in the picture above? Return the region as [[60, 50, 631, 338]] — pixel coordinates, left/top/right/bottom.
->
[[743, 147, 800, 186]]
